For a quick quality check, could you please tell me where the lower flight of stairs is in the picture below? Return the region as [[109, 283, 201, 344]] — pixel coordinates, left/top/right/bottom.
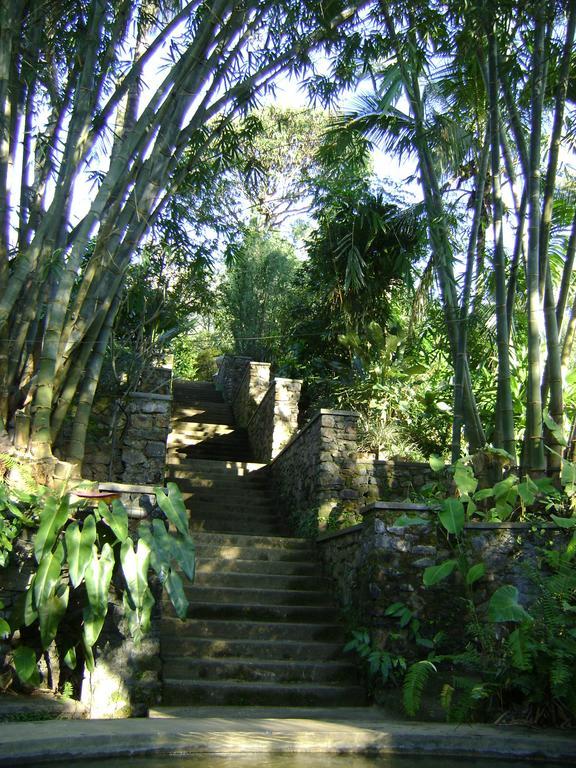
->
[[159, 380, 365, 708]]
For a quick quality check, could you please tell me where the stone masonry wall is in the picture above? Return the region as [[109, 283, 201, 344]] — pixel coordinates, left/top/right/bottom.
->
[[214, 355, 252, 403], [247, 378, 302, 463], [233, 361, 271, 427], [318, 502, 571, 652], [269, 410, 359, 535], [357, 458, 438, 503]]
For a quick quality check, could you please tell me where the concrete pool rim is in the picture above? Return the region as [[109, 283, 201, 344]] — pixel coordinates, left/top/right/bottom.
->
[[0, 708, 575, 766]]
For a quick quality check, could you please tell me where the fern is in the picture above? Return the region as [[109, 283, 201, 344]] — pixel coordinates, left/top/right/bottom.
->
[[446, 676, 489, 723], [403, 659, 437, 717]]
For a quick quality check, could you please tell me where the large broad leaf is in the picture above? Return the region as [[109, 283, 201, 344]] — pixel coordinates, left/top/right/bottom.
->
[[33, 542, 64, 611], [84, 543, 115, 615], [423, 559, 457, 586], [543, 412, 567, 447], [453, 462, 477, 496], [148, 519, 176, 578], [65, 515, 97, 588], [439, 498, 465, 535], [34, 495, 69, 563], [98, 500, 128, 543], [465, 562, 485, 586], [429, 455, 445, 472], [493, 475, 517, 499], [174, 534, 196, 583], [23, 583, 38, 627], [165, 571, 188, 619], [0, 618, 10, 638], [123, 588, 155, 644], [38, 584, 69, 648], [551, 515, 576, 528], [13, 646, 40, 686], [154, 483, 189, 536], [488, 585, 533, 623], [63, 645, 77, 670], [121, 538, 151, 610]]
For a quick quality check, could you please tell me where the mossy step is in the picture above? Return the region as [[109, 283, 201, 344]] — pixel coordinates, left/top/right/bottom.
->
[[189, 520, 282, 535], [195, 546, 316, 564], [162, 657, 358, 685], [192, 532, 312, 549], [160, 617, 346, 642], [161, 679, 366, 707], [160, 637, 347, 661]]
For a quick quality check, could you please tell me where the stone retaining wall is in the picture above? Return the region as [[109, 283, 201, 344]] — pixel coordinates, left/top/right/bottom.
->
[[233, 361, 271, 427], [318, 501, 570, 652], [269, 410, 360, 534], [247, 378, 302, 463], [357, 459, 438, 502]]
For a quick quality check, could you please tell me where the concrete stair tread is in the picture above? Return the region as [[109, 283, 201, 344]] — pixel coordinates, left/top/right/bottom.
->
[[161, 638, 347, 661], [165, 459, 267, 473], [162, 657, 358, 684], [192, 532, 311, 547], [196, 559, 317, 575], [183, 586, 334, 603], [160, 617, 346, 641], [165, 603, 340, 622]]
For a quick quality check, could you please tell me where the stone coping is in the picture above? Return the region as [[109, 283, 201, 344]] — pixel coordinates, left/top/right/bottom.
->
[[0, 708, 574, 764], [270, 408, 359, 466], [317, 523, 363, 542], [129, 391, 172, 401], [360, 501, 566, 530], [98, 482, 158, 495]]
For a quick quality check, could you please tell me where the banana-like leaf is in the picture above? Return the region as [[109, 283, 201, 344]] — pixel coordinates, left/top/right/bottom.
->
[[154, 483, 189, 536], [439, 498, 465, 534], [84, 543, 114, 620], [65, 515, 97, 588], [34, 496, 69, 563], [13, 646, 40, 686], [98, 500, 129, 543], [38, 584, 69, 648], [33, 542, 64, 611], [166, 570, 188, 619]]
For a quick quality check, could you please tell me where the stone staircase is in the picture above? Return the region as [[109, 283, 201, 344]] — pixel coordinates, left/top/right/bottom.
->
[[159, 380, 365, 707]]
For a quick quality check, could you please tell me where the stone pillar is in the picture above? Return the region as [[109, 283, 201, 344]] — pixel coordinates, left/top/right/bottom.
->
[[119, 393, 171, 485], [214, 355, 252, 403], [233, 361, 271, 426], [246, 377, 302, 463]]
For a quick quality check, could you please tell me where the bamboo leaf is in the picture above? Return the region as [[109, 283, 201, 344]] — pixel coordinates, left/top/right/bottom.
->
[[65, 515, 97, 588], [488, 585, 533, 623], [154, 483, 189, 536], [34, 496, 69, 563], [439, 498, 465, 534], [423, 559, 457, 586]]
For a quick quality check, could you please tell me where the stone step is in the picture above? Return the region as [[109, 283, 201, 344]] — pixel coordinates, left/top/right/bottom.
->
[[176, 483, 272, 499], [166, 601, 340, 623], [193, 532, 309, 547], [162, 657, 358, 685], [189, 513, 280, 530], [168, 425, 236, 439], [192, 571, 331, 591], [165, 470, 270, 489], [179, 448, 255, 462], [161, 679, 366, 707], [195, 545, 316, 564], [164, 459, 267, 475], [161, 637, 347, 661], [190, 519, 282, 535], [196, 558, 318, 576], [184, 586, 329, 605], [160, 617, 345, 643]]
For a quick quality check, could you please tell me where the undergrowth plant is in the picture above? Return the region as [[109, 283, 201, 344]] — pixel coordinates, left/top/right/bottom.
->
[[396, 445, 576, 724], [0, 473, 194, 693]]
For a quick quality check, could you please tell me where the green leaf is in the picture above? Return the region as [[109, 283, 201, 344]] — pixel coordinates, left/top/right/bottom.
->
[[508, 628, 532, 671], [473, 488, 494, 501], [34, 495, 69, 563], [65, 515, 97, 588], [13, 646, 40, 686], [394, 514, 430, 527], [561, 460, 576, 491], [517, 481, 536, 506], [38, 584, 69, 648], [488, 585, 533, 623], [454, 462, 477, 495], [429, 455, 445, 472], [84, 542, 114, 624], [493, 475, 518, 499], [439, 498, 465, 534], [173, 535, 196, 583], [99, 500, 129, 543], [465, 563, 485, 586], [423, 559, 457, 586], [64, 646, 77, 670], [165, 571, 188, 619], [543, 412, 567, 446], [154, 483, 189, 536], [23, 584, 38, 627], [436, 401, 451, 413], [33, 543, 64, 612], [0, 618, 10, 638], [121, 538, 151, 610], [551, 515, 576, 528]]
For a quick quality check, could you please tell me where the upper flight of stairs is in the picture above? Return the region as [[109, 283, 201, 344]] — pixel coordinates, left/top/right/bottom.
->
[[159, 380, 365, 708]]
